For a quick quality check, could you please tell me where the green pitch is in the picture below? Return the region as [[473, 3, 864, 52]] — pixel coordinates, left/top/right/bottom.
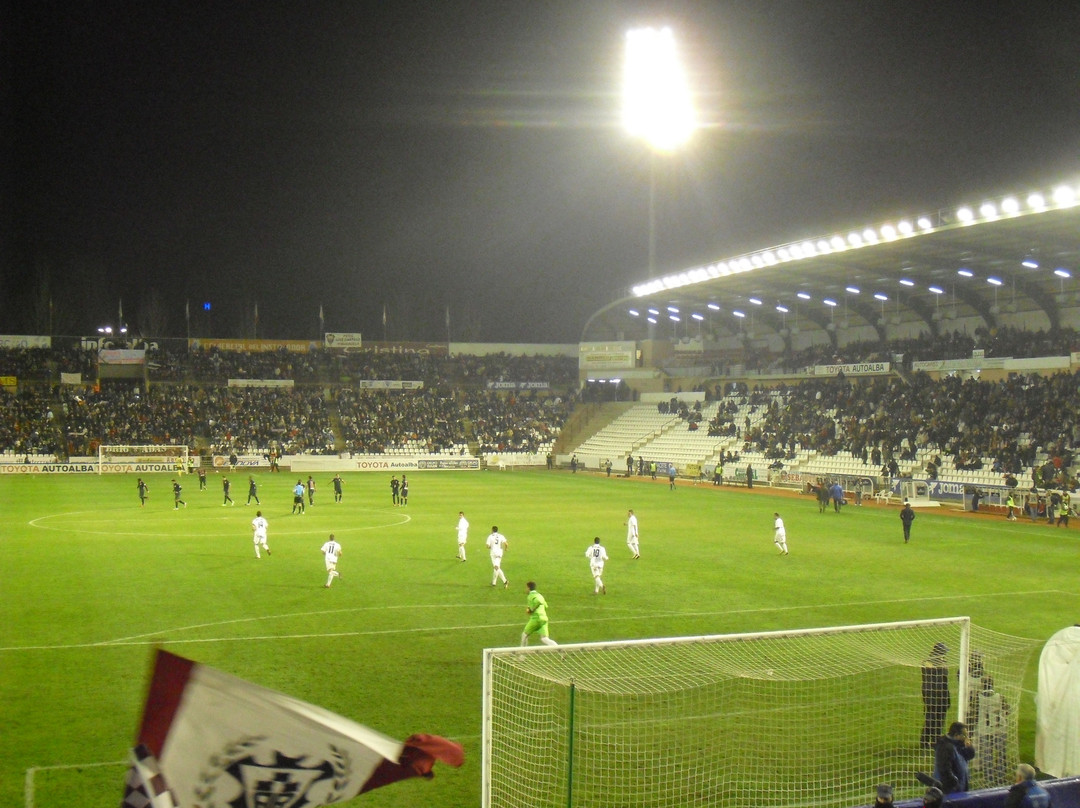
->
[[1, 470, 1074, 808]]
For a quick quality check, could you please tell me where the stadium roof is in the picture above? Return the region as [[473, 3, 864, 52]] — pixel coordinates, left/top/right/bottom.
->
[[581, 179, 1080, 345]]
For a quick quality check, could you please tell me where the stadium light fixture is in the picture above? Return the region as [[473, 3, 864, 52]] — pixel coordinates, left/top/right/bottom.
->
[[666, 305, 680, 313], [874, 293, 889, 302], [796, 292, 811, 300], [707, 302, 720, 311], [691, 312, 704, 321], [648, 307, 660, 315], [647, 316, 658, 324], [1001, 197, 1020, 214], [928, 286, 945, 295], [1052, 186, 1077, 207], [1027, 193, 1047, 210], [669, 314, 681, 321], [748, 297, 762, 305], [732, 310, 745, 318], [1022, 258, 1039, 269], [628, 309, 640, 316], [623, 27, 696, 152], [986, 277, 1003, 286], [956, 207, 975, 223], [899, 279, 915, 287], [823, 298, 837, 307], [957, 269, 974, 278], [1054, 268, 1071, 278], [845, 286, 860, 294]]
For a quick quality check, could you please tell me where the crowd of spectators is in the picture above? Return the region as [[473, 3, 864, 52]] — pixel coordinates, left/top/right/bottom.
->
[[465, 390, 569, 453], [0, 389, 63, 455], [203, 387, 334, 456], [63, 385, 199, 455], [336, 387, 464, 454]]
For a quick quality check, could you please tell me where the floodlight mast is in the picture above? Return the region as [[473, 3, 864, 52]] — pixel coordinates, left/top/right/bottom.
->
[[622, 27, 696, 282]]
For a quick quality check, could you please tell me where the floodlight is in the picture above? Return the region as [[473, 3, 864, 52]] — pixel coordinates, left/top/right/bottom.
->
[[796, 292, 811, 300], [707, 303, 720, 311], [776, 305, 789, 314], [1027, 193, 1047, 210], [1054, 268, 1071, 278], [648, 308, 660, 315], [956, 207, 974, 223], [1022, 258, 1039, 269], [691, 313, 704, 321], [1052, 185, 1076, 206], [845, 286, 860, 294], [899, 279, 915, 287], [928, 286, 944, 295], [623, 27, 696, 151], [823, 298, 837, 307], [667, 305, 679, 313], [987, 277, 1003, 286], [748, 297, 762, 306], [979, 202, 997, 219], [647, 316, 658, 324], [874, 293, 889, 302], [916, 217, 934, 231], [1001, 197, 1020, 214], [669, 315, 681, 322], [830, 236, 846, 250], [862, 228, 878, 243], [957, 269, 974, 277], [897, 220, 914, 235], [732, 310, 745, 318], [628, 309, 640, 316]]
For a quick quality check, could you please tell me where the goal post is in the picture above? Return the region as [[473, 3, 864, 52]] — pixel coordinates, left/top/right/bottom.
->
[[97, 444, 191, 475], [482, 618, 1038, 808]]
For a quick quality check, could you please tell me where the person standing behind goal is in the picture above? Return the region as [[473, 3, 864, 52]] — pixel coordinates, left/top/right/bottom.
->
[[586, 537, 608, 594], [321, 534, 342, 588]]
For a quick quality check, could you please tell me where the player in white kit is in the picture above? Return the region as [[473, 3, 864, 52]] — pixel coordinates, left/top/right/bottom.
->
[[251, 511, 270, 558], [774, 512, 789, 555], [456, 511, 469, 562], [586, 536, 608, 594], [625, 509, 640, 558], [321, 534, 342, 588], [486, 526, 509, 588]]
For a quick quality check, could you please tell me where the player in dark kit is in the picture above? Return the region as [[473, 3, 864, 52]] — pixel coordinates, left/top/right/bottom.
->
[[332, 474, 344, 503], [172, 479, 187, 509], [246, 476, 260, 505], [197, 467, 207, 490], [400, 475, 409, 506], [222, 476, 234, 506], [390, 475, 400, 506], [306, 476, 316, 506], [137, 478, 149, 507]]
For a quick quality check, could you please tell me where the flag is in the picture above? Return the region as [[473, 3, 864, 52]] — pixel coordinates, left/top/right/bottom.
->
[[120, 744, 178, 808], [254, 302, 259, 326], [382, 303, 387, 327], [185, 301, 189, 323], [445, 305, 450, 329], [318, 304, 325, 331], [126, 650, 464, 807], [119, 298, 124, 325]]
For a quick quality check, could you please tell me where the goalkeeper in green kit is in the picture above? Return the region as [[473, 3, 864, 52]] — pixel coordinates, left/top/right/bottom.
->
[[521, 581, 558, 647]]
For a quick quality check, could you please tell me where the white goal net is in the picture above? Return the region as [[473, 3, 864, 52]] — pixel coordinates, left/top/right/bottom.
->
[[97, 444, 191, 474], [482, 618, 1037, 808]]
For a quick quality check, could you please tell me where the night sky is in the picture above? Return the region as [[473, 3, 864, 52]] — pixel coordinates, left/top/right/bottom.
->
[[4, 2, 1080, 343]]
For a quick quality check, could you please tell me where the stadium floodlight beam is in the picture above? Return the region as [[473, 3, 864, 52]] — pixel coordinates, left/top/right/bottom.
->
[[623, 26, 696, 282]]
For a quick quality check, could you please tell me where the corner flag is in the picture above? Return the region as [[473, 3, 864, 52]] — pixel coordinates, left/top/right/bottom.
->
[[122, 650, 464, 807]]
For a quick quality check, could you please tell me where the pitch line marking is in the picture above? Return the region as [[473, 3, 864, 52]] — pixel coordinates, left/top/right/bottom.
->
[[26, 508, 410, 537], [0, 589, 1057, 652]]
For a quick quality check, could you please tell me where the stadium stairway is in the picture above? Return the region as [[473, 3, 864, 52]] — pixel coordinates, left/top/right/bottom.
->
[[325, 396, 346, 453]]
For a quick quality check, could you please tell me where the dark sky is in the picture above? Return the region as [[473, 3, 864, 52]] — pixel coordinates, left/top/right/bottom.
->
[[4, 2, 1080, 343]]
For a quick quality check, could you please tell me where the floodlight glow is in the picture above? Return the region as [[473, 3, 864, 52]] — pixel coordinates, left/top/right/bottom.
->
[[880, 224, 898, 240], [1055, 268, 1071, 278], [845, 286, 860, 294], [1052, 185, 1076, 206], [1028, 193, 1047, 210], [648, 308, 660, 315], [623, 27, 696, 152], [874, 293, 889, 302], [816, 240, 832, 253], [1022, 259, 1039, 269], [956, 207, 975, 223], [823, 298, 837, 307], [862, 228, 879, 243], [751, 254, 765, 268], [707, 303, 720, 311], [667, 306, 679, 313], [647, 317, 658, 324], [732, 310, 745, 318], [669, 315, 681, 321], [763, 251, 778, 265], [748, 297, 762, 305], [917, 217, 934, 231], [800, 241, 817, 256], [691, 313, 705, 321], [957, 269, 974, 277], [777, 248, 791, 261], [897, 220, 914, 235], [979, 202, 997, 219], [628, 309, 640, 316], [830, 235, 846, 250], [1001, 197, 1020, 214], [899, 279, 915, 287], [797, 292, 811, 300], [776, 305, 789, 313], [986, 277, 1003, 286], [928, 286, 944, 295], [847, 232, 863, 247]]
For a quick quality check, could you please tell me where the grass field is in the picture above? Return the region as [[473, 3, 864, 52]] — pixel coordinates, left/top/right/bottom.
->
[[1, 468, 1076, 808]]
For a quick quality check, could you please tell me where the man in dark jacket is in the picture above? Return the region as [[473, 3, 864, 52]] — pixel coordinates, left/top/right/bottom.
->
[[933, 721, 975, 794]]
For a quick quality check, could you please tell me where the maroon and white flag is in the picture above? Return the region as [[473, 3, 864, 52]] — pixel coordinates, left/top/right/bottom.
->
[[123, 650, 464, 808]]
